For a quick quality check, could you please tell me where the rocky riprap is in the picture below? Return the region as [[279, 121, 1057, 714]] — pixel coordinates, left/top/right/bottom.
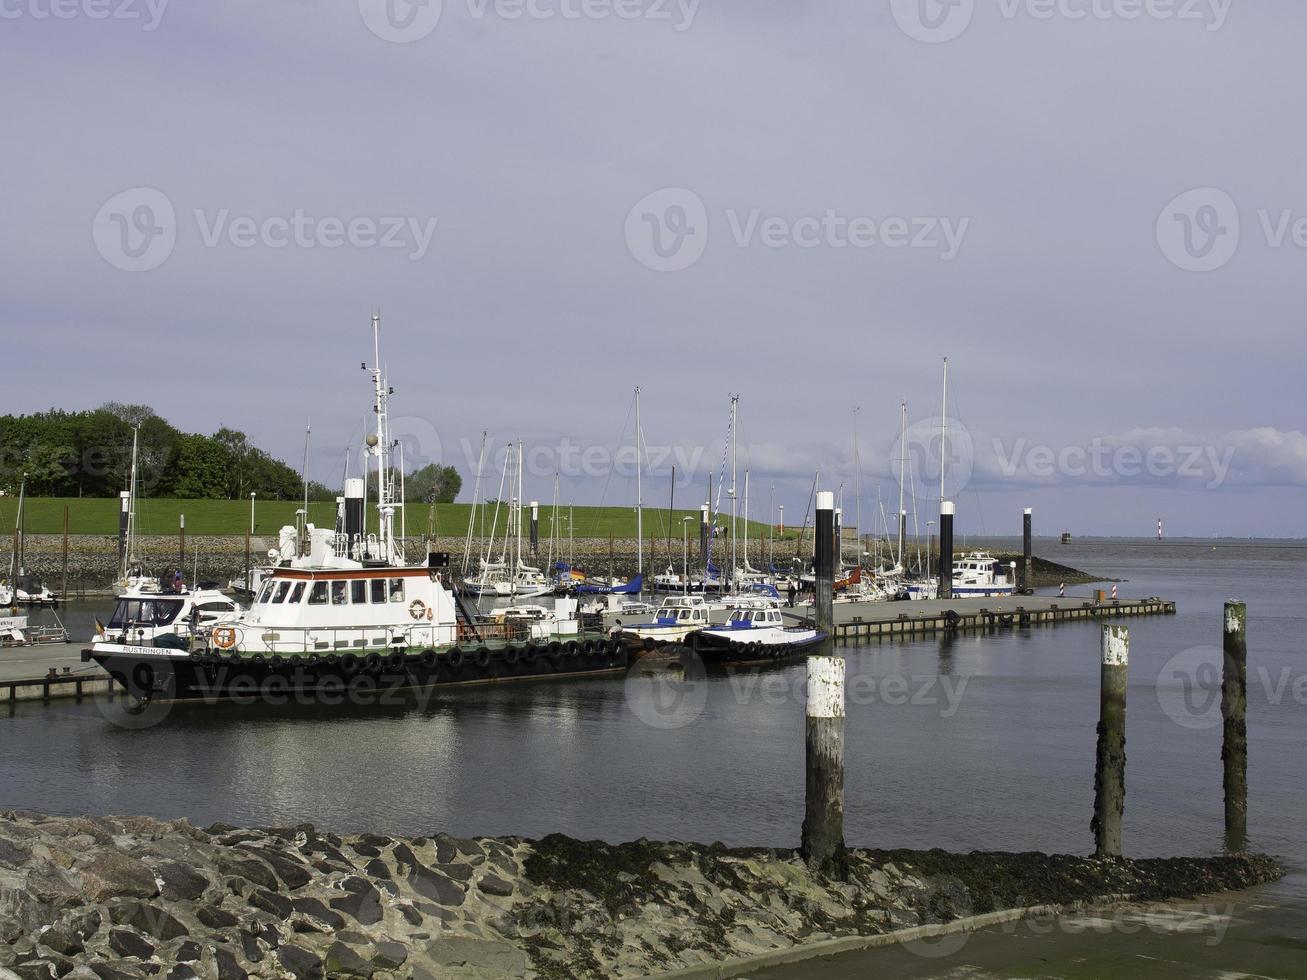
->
[[0, 811, 1282, 980]]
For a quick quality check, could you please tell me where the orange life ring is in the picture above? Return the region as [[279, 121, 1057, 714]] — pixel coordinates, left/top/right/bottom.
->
[[409, 599, 427, 621], [212, 626, 237, 650]]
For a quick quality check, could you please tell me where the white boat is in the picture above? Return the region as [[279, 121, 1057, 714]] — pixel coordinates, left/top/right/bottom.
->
[[487, 598, 580, 642], [463, 444, 553, 599], [84, 315, 625, 703], [949, 552, 1016, 598], [91, 586, 243, 649], [619, 595, 721, 650], [1, 575, 59, 607], [689, 605, 826, 659]]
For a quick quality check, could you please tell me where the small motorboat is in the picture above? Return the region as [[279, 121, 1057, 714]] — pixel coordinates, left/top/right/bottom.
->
[[688, 605, 826, 662]]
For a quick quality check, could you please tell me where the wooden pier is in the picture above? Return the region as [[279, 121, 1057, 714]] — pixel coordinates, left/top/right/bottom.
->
[[794, 595, 1175, 643]]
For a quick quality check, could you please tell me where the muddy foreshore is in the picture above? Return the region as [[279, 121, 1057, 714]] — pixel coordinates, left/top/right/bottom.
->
[[12, 537, 1099, 593], [0, 811, 1281, 980]]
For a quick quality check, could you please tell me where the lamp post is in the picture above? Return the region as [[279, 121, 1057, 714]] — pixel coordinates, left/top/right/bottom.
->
[[249, 492, 257, 535]]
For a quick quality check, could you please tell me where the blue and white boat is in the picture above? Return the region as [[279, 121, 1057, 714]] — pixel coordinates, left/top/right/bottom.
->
[[949, 552, 1016, 598], [689, 605, 826, 661]]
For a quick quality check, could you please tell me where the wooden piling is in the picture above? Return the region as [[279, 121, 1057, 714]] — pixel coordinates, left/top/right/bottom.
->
[[1222, 601, 1248, 853], [801, 654, 846, 875], [1092, 624, 1128, 858]]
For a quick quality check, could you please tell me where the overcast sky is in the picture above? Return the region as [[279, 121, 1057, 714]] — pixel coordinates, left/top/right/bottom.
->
[[2, 0, 1302, 537]]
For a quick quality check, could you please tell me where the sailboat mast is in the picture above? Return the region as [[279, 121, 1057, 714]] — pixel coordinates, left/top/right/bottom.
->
[[940, 357, 949, 509], [729, 394, 738, 582], [515, 441, 524, 578], [742, 469, 750, 572], [853, 407, 861, 569], [367, 313, 397, 562], [463, 432, 488, 576], [635, 386, 643, 577], [898, 401, 907, 568]]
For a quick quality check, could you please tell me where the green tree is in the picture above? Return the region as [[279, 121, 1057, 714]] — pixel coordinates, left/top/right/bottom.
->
[[405, 463, 462, 504]]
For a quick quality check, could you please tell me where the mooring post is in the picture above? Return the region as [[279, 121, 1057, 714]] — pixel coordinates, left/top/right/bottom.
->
[[529, 501, 539, 556], [1222, 601, 1248, 853], [178, 514, 185, 574], [814, 492, 834, 633], [938, 502, 954, 600], [1023, 507, 1033, 593], [1093, 624, 1128, 858], [700, 503, 709, 562], [802, 653, 846, 874]]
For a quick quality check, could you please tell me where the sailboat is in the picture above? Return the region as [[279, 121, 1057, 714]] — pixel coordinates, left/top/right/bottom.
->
[[2, 475, 59, 607], [464, 443, 551, 598]]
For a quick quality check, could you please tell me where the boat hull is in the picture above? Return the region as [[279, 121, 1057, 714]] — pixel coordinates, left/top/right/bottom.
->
[[83, 638, 628, 703], [689, 628, 827, 663]]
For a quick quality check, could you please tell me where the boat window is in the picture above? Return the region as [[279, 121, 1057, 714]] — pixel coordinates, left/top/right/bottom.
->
[[331, 580, 348, 605], [389, 579, 405, 602], [256, 581, 274, 604], [108, 598, 183, 628], [309, 582, 328, 605], [196, 601, 233, 613], [351, 580, 367, 604], [288, 582, 305, 604], [272, 582, 291, 603], [371, 578, 387, 604]]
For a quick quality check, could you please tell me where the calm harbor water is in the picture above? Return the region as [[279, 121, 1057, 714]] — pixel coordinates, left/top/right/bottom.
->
[[4, 540, 1304, 874]]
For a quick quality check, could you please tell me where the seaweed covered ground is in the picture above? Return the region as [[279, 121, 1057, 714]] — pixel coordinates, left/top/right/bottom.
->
[[0, 812, 1280, 979]]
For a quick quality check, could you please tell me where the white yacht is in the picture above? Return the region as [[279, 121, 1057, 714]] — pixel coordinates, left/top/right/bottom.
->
[[950, 552, 1016, 598], [689, 605, 826, 660]]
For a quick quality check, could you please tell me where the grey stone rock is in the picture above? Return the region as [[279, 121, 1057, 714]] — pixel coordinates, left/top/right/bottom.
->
[[195, 906, 238, 930], [254, 923, 281, 949], [153, 862, 208, 903], [349, 843, 381, 859], [408, 867, 465, 907], [213, 856, 277, 893], [171, 941, 201, 963], [432, 835, 484, 860], [397, 904, 422, 927], [323, 942, 373, 979], [9, 961, 58, 980], [475, 875, 514, 898], [66, 909, 102, 943], [434, 863, 474, 882], [211, 947, 247, 980], [372, 941, 407, 970], [236, 931, 262, 964], [389, 844, 418, 870], [275, 945, 322, 980], [288, 897, 345, 933], [363, 859, 391, 880], [108, 903, 188, 942], [334, 930, 372, 946], [163, 968, 197, 980], [86, 962, 146, 980], [259, 852, 312, 891], [329, 878, 383, 926], [78, 853, 160, 903], [37, 927, 82, 958], [247, 888, 293, 919], [0, 838, 32, 868], [107, 929, 154, 960]]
